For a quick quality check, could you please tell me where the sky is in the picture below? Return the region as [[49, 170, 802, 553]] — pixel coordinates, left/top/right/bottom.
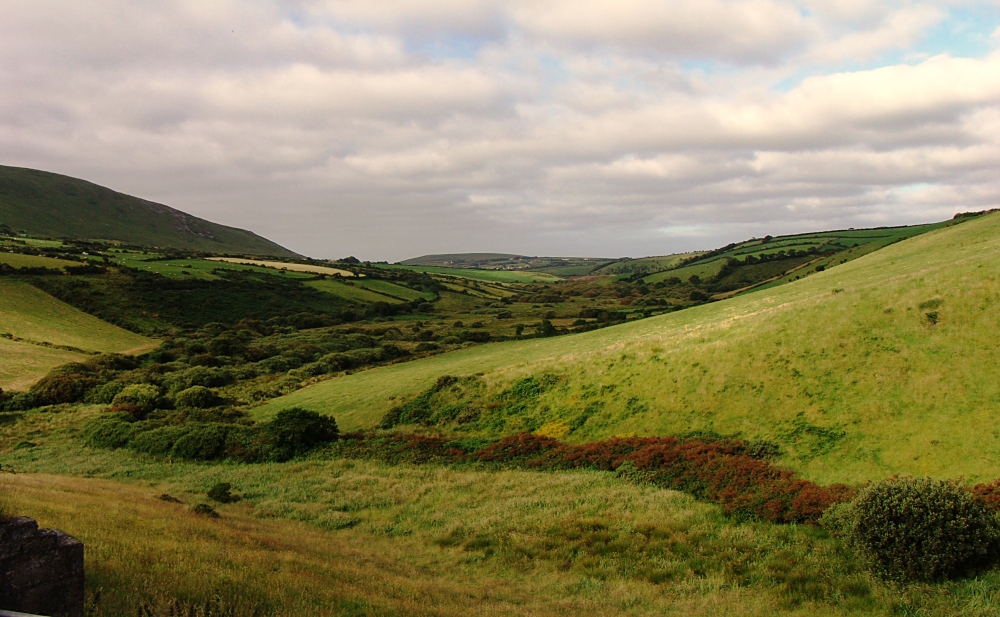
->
[[1, 1, 998, 261]]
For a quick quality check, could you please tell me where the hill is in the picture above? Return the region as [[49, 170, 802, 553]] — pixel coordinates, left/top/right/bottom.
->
[[0, 165, 298, 257], [0, 279, 156, 389], [255, 212, 1000, 485]]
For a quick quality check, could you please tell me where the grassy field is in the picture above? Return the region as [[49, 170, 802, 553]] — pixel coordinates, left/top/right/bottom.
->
[[207, 257, 355, 277], [595, 254, 697, 276], [111, 253, 316, 281], [0, 279, 156, 388], [305, 278, 408, 304], [385, 264, 561, 283], [0, 337, 86, 390], [354, 278, 436, 301], [0, 252, 78, 269], [256, 213, 1000, 485], [3, 405, 999, 617]]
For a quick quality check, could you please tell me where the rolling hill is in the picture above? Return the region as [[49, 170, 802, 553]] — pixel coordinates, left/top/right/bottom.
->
[[0, 165, 298, 257], [255, 211, 1000, 485], [0, 279, 156, 389]]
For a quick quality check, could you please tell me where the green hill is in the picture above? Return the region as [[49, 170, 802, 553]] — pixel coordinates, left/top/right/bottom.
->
[[255, 212, 1000, 485], [0, 279, 156, 389], [0, 166, 298, 257]]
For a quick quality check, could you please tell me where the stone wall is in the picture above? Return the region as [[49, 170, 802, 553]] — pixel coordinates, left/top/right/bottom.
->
[[0, 517, 83, 617]]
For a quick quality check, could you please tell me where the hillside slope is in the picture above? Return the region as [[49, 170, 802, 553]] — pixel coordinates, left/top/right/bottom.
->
[[256, 212, 1000, 484], [0, 166, 297, 257], [0, 279, 156, 389]]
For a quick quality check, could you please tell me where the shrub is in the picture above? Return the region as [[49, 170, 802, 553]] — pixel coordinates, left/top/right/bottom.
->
[[30, 370, 96, 406], [175, 386, 221, 409], [261, 408, 339, 462], [0, 392, 38, 412], [85, 381, 125, 404], [849, 477, 1000, 581], [112, 384, 163, 416], [170, 424, 231, 460], [190, 503, 219, 518], [85, 414, 141, 449], [207, 482, 235, 503]]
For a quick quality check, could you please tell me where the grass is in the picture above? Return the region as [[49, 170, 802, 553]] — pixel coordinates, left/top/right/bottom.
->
[[111, 253, 317, 281], [353, 278, 436, 302], [256, 213, 1000, 485], [0, 337, 87, 390], [0, 252, 78, 269], [4, 407, 1000, 616], [305, 279, 406, 304], [207, 257, 355, 277], [0, 279, 155, 353], [384, 264, 561, 283], [0, 279, 156, 388]]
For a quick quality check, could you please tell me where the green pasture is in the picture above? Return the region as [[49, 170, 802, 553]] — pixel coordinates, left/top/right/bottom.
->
[[0, 279, 156, 388], [353, 278, 435, 301], [595, 254, 695, 276], [0, 252, 78, 269], [257, 213, 1000, 485], [0, 337, 87, 390], [384, 264, 561, 283], [4, 407, 999, 616], [305, 279, 404, 304], [111, 253, 315, 281]]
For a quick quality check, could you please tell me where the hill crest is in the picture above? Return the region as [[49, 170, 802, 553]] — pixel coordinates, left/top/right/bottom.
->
[[0, 165, 298, 257]]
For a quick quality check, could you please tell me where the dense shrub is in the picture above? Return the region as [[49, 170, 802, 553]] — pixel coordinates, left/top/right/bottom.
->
[[83, 407, 338, 463], [261, 407, 339, 462], [174, 386, 221, 409], [30, 366, 96, 405], [84, 413, 141, 449], [85, 380, 125, 404], [207, 482, 236, 503], [849, 477, 1000, 581], [111, 384, 163, 416], [0, 391, 38, 411]]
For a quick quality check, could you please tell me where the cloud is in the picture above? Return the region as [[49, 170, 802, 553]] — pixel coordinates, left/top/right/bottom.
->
[[0, 0, 998, 260]]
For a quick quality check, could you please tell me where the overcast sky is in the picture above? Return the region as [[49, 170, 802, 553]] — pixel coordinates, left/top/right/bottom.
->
[[1, 1, 998, 260]]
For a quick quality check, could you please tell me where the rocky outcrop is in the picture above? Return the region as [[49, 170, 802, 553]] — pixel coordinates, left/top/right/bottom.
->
[[0, 517, 84, 617]]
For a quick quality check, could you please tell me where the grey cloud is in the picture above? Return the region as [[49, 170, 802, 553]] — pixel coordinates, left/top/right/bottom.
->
[[0, 1, 997, 261]]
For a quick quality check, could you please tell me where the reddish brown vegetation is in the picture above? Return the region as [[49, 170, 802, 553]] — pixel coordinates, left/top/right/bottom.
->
[[972, 479, 1000, 512], [341, 431, 856, 524]]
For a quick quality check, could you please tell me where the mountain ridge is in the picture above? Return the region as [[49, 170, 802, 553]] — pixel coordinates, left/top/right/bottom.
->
[[0, 165, 299, 257]]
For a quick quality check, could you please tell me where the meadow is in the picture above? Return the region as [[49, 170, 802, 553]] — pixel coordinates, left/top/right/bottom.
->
[[0, 279, 155, 387], [2, 405, 999, 617], [207, 257, 355, 277], [384, 264, 561, 283], [257, 213, 1000, 485]]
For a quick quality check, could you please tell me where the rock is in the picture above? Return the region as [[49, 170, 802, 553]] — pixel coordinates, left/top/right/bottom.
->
[[0, 517, 84, 617]]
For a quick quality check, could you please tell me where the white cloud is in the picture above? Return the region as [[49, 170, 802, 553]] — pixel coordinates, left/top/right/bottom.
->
[[0, 0, 997, 260]]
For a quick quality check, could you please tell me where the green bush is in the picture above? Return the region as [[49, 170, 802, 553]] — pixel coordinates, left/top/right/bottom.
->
[[207, 482, 236, 503], [111, 384, 163, 415], [849, 477, 1000, 581], [85, 381, 125, 404], [261, 407, 339, 462], [129, 425, 191, 457], [174, 385, 221, 409], [170, 424, 231, 460], [84, 414, 142, 449], [190, 503, 219, 518], [30, 369, 96, 405], [0, 392, 38, 412]]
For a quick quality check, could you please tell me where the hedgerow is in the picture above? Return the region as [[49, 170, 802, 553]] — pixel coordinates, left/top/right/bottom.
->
[[84, 407, 338, 463]]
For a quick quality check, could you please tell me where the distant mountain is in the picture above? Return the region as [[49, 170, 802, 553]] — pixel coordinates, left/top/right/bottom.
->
[[0, 165, 298, 257]]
